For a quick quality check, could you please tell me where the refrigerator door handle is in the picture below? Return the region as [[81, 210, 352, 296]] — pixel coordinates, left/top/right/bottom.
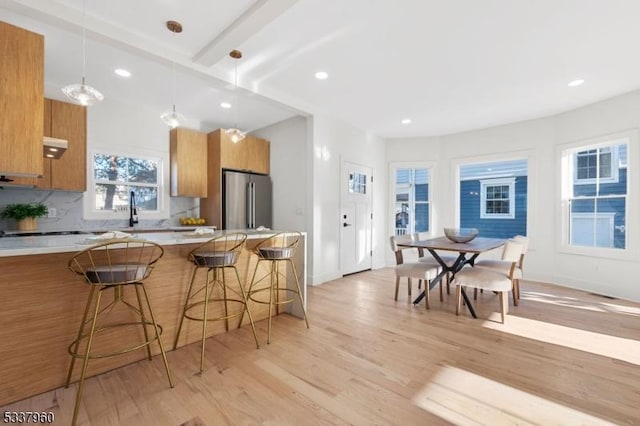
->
[[246, 181, 252, 228], [251, 181, 256, 228], [248, 181, 256, 228]]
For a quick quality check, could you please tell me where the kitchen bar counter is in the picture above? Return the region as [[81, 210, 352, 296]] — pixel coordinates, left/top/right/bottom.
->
[[0, 229, 306, 406], [0, 229, 280, 257]]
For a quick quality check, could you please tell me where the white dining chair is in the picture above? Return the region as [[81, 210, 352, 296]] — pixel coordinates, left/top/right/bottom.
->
[[414, 233, 458, 296], [389, 235, 442, 309], [452, 239, 524, 323], [473, 235, 529, 305]]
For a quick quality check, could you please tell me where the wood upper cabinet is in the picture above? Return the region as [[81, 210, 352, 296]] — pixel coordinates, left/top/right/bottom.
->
[[0, 21, 44, 178], [48, 99, 86, 191], [169, 128, 208, 197], [245, 134, 270, 175], [218, 129, 270, 174], [9, 98, 86, 190]]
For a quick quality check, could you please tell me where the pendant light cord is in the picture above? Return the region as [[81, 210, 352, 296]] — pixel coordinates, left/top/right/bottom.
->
[[234, 58, 239, 129], [172, 29, 177, 111], [81, 0, 87, 84]]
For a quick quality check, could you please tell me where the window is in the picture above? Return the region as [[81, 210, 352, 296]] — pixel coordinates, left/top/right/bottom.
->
[[562, 140, 627, 250], [459, 158, 527, 238], [574, 147, 618, 184], [394, 168, 429, 235], [348, 171, 367, 194], [87, 151, 166, 219], [480, 178, 515, 219]]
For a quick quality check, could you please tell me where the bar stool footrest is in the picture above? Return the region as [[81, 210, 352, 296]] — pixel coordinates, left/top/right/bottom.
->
[[183, 297, 247, 322], [67, 321, 164, 359], [248, 286, 299, 306]]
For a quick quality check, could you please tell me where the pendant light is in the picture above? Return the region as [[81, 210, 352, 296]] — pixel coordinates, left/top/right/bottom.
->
[[225, 50, 246, 143], [160, 20, 185, 128], [61, 0, 104, 106]]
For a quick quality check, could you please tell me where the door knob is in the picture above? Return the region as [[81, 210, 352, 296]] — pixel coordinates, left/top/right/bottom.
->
[[343, 223, 352, 227]]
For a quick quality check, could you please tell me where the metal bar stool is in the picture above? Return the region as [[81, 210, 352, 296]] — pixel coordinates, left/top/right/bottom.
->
[[66, 239, 173, 426], [241, 231, 309, 344], [173, 232, 259, 373]]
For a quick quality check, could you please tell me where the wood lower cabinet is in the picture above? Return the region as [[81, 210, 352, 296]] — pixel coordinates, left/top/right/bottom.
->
[[200, 129, 270, 228], [9, 99, 86, 190], [170, 128, 208, 197], [0, 21, 44, 178]]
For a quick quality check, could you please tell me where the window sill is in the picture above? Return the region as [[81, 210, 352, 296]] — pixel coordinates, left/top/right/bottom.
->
[[557, 244, 634, 261]]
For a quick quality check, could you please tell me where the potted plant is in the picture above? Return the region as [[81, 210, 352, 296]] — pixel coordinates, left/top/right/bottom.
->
[[0, 202, 48, 231]]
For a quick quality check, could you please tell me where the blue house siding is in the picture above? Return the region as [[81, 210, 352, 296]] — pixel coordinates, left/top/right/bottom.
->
[[415, 183, 429, 232], [460, 176, 527, 238]]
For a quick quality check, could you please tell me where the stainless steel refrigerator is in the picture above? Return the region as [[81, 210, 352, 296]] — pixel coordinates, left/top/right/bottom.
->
[[223, 170, 272, 229]]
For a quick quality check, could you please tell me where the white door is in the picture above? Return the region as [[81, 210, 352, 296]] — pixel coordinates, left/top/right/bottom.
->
[[340, 161, 373, 275]]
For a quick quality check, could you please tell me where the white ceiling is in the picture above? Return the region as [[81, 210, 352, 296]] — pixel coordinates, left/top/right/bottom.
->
[[3, 0, 640, 138]]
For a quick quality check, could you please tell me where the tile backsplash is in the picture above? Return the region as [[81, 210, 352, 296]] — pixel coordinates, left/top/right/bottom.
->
[[0, 188, 199, 231]]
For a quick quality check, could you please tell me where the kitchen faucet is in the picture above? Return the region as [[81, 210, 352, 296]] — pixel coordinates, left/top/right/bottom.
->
[[129, 190, 138, 227]]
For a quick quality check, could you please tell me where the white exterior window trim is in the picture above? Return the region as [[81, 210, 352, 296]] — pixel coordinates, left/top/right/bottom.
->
[[84, 147, 170, 220], [389, 161, 436, 239], [480, 177, 516, 219], [557, 130, 637, 260], [573, 146, 619, 185]]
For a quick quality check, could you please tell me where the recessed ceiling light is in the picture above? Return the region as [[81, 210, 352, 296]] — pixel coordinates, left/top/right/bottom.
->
[[220, 102, 232, 109], [314, 71, 328, 80], [401, 118, 412, 124], [568, 79, 585, 87], [114, 68, 131, 78]]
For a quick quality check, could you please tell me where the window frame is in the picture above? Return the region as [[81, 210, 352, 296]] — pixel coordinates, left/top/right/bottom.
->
[[84, 148, 170, 221], [558, 131, 636, 259], [389, 162, 435, 238], [573, 146, 619, 185], [480, 177, 516, 219]]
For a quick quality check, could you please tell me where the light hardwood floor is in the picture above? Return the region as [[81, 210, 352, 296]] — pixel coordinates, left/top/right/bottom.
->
[[2, 268, 639, 425]]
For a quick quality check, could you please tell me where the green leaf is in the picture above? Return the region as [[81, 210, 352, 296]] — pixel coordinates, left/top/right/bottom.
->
[[0, 203, 48, 221]]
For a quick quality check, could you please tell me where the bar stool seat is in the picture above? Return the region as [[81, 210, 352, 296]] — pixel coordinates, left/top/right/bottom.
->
[[66, 239, 173, 426], [174, 232, 259, 374], [241, 231, 309, 344]]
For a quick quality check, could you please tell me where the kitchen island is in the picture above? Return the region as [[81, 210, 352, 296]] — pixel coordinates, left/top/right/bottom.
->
[[0, 230, 306, 406]]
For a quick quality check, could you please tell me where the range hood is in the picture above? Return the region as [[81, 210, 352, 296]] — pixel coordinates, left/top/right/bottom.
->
[[0, 137, 67, 185], [43, 136, 68, 159]]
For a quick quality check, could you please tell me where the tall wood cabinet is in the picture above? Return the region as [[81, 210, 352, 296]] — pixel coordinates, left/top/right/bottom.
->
[[13, 99, 87, 190], [200, 129, 270, 228], [169, 128, 208, 197], [0, 21, 44, 178]]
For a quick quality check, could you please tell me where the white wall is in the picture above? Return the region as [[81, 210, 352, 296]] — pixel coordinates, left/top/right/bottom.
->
[[311, 114, 387, 285], [386, 89, 640, 301], [253, 116, 309, 233], [254, 113, 386, 286]]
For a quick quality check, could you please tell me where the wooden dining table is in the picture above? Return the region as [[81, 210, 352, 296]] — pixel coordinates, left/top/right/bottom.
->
[[398, 236, 505, 318]]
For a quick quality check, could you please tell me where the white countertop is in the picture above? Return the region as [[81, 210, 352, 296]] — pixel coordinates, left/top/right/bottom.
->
[[0, 229, 299, 257]]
